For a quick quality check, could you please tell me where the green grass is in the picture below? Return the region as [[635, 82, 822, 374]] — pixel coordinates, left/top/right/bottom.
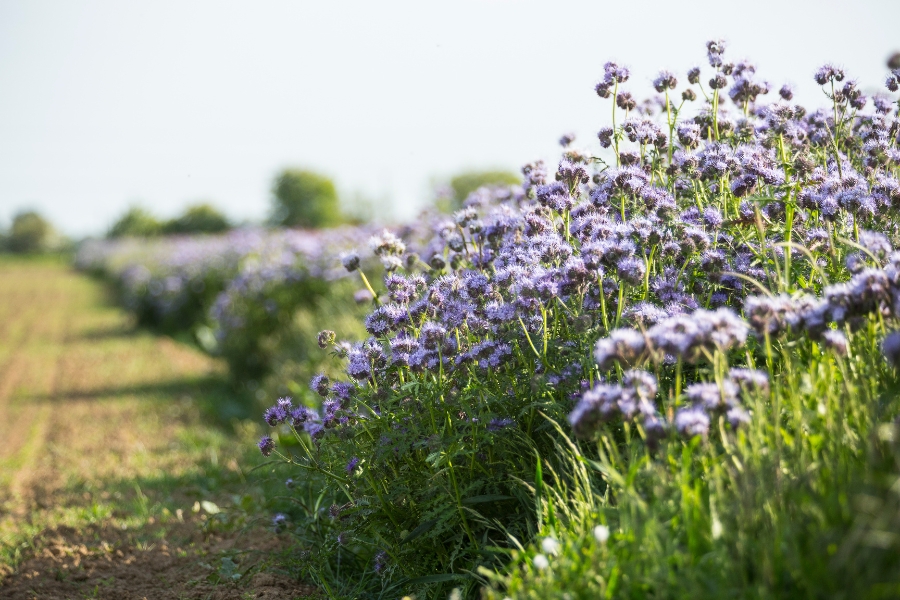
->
[[480, 324, 900, 599]]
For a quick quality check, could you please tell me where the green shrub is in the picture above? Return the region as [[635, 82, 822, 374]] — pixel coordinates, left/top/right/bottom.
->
[[7, 211, 53, 253], [162, 203, 230, 235], [271, 169, 343, 229], [107, 207, 163, 238]]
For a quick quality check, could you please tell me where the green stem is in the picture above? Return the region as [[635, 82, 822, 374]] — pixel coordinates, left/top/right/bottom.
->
[[358, 271, 379, 305]]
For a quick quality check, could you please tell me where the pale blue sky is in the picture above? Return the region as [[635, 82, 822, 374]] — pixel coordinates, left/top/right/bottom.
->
[[1, 0, 897, 236]]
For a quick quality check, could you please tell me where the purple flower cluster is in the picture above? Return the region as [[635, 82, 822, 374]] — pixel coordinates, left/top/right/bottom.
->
[[743, 242, 900, 344], [230, 42, 900, 589], [279, 41, 900, 457], [673, 370, 765, 437], [568, 370, 664, 441], [259, 395, 335, 444], [595, 308, 748, 370]]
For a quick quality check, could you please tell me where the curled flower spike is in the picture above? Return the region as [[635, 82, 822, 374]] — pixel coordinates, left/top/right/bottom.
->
[[369, 230, 406, 257], [653, 70, 678, 92], [340, 251, 360, 272], [258, 435, 275, 456], [310, 373, 330, 396], [317, 329, 336, 349]]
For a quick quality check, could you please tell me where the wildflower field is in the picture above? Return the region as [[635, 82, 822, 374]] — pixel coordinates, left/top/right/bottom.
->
[[6, 41, 900, 599]]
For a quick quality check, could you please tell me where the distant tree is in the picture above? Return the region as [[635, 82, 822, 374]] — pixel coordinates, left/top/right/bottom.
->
[[445, 169, 521, 212], [107, 207, 162, 238], [7, 211, 53, 253], [162, 203, 231, 235], [270, 169, 342, 229]]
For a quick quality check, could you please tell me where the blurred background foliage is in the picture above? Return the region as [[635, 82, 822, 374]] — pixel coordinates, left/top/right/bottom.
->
[[0, 210, 66, 254], [107, 203, 231, 238], [269, 168, 344, 229], [440, 168, 521, 212], [162, 203, 231, 235]]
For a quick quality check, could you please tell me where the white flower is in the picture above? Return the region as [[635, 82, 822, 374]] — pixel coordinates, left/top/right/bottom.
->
[[593, 524, 610, 544], [540, 537, 560, 555], [532, 553, 550, 570]]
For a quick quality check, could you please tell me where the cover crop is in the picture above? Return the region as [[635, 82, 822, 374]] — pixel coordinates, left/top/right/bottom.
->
[[258, 42, 900, 599]]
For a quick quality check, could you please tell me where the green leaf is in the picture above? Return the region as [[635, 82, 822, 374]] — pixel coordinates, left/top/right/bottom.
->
[[461, 494, 515, 505], [425, 451, 444, 467], [218, 557, 241, 581], [401, 518, 439, 544]]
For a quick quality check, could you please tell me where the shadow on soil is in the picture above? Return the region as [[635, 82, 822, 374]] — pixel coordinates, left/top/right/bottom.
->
[[25, 375, 259, 429]]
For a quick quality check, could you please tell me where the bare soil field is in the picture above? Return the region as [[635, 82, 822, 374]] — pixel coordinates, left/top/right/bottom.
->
[[0, 258, 315, 599]]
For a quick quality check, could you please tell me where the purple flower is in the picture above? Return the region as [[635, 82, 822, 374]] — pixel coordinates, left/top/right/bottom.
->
[[687, 66, 701, 84], [603, 61, 630, 84], [597, 127, 614, 148], [341, 251, 360, 272], [258, 435, 275, 456], [616, 256, 646, 286], [814, 64, 844, 86], [728, 369, 769, 396], [675, 407, 710, 438], [821, 329, 848, 356], [726, 406, 751, 429], [346, 456, 360, 473], [310, 373, 330, 397], [536, 181, 575, 213], [263, 397, 294, 426], [272, 513, 287, 533], [709, 74, 727, 90], [290, 405, 318, 427], [685, 381, 738, 412], [653, 70, 678, 92], [706, 39, 726, 67], [677, 123, 701, 149], [488, 417, 515, 432], [369, 230, 406, 257], [883, 332, 900, 367], [559, 132, 576, 147], [594, 329, 647, 371], [568, 383, 621, 438], [373, 550, 389, 573], [616, 92, 637, 111], [347, 347, 372, 380]]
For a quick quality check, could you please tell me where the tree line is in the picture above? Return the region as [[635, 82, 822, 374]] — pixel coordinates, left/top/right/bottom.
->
[[2, 167, 520, 252]]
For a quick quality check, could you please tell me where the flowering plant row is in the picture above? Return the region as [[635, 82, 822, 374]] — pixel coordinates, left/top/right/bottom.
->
[[257, 43, 900, 598], [76, 224, 421, 377]]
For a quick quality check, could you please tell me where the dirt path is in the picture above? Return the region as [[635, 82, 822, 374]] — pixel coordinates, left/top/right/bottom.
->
[[0, 259, 315, 600]]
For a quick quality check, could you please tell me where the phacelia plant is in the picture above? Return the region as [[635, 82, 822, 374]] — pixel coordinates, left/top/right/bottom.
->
[[259, 41, 900, 598]]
